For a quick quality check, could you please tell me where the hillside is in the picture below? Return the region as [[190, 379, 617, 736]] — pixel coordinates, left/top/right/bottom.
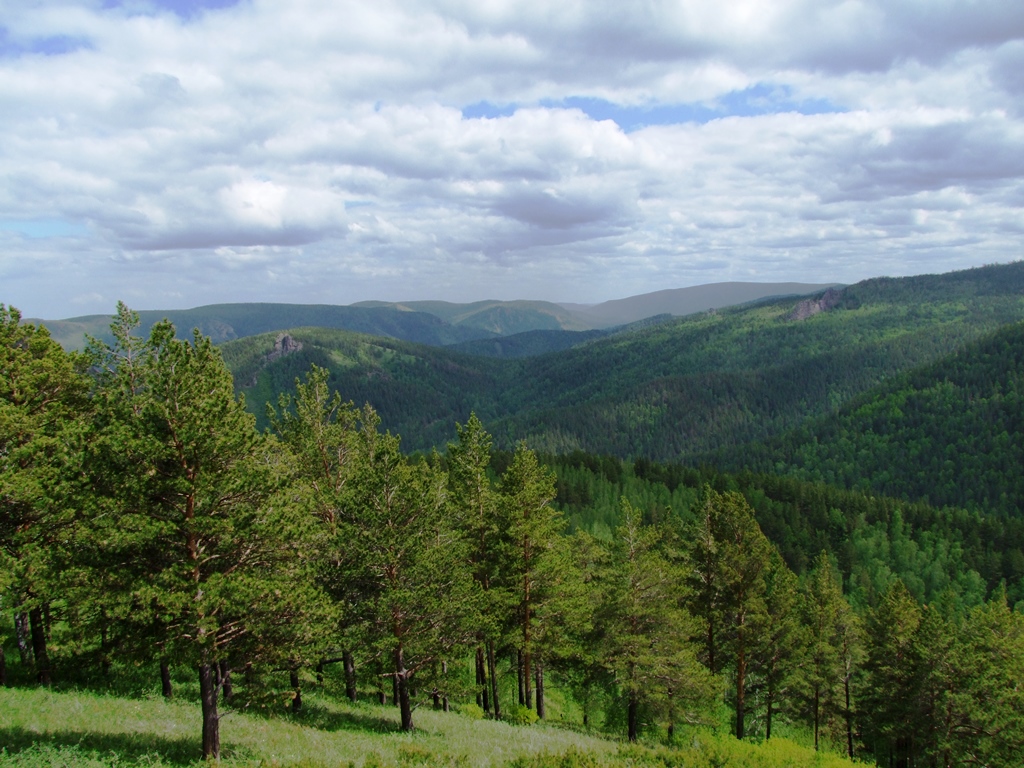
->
[[36, 303, 496, 351], [710, 319, 1024, 516], [226, 262, 1024, 463], [354, 299, 594, 334], [561, 281, 842, 327], [36, 282, 837, 353], [0, 683, 857, 768], [542, 452, 1024, 606]]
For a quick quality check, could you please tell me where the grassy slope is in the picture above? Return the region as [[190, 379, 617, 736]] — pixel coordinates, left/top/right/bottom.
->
[[0, 685, 857, 768]]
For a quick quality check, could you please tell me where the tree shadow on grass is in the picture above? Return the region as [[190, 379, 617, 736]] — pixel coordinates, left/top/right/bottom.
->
[[232, 700, 406, 735], [0, 726, 256, 765]]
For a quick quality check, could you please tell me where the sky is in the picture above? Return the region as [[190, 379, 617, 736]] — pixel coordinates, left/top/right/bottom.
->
[[2, 0, 1023, 319]]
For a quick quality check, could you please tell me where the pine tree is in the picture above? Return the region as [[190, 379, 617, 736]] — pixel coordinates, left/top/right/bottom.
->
[[0, 305, 91, 685], [800, 551, 853, 752], [682, 485, 773, 739], [748, 549, 804, 741], [941, 587, 1024, 767], [446, 414, 503, 717], [598, 498, 717, 742], [338, 418, 481, 731], [269, 364, 364, 691], [864, 579, 922, 767], [86, 307, 320, 759], [496, 442, 561, 714]]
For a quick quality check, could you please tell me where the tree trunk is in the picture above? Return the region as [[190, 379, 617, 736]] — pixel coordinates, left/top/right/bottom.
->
[[487, 642, 500, 721], [220, 661, 232, 702], [161, 659, 173, 699], [14, 612, 32, 666], [480, 647, 491, 713], [765, 692, 774, 741], [392, 672, 399, 707], [0, 645, 6, 687], [395, 646, 413, 731], [707, 616, 716, 675], [844, 674, 854, 759], [523, 648, 532, 710], [442, 660, 450, 712], [627, 693, 639, 742], [535, 662, 544, 719], [475, 646, 488, 712], [735, 627, 746, 740], [199, 664, 220, 760], [523, 566, 532, 710], [344, 651, 357, 702], [813, 686, 820, 751], [29, 607, 50, 685], [290, 668, 302, 712], [100, 624, 111, 676], [517, 649, 525, 705], [667, 689, 675, 742]]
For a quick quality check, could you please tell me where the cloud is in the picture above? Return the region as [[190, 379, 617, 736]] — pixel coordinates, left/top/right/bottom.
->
[[0, 0, 1022, 317]]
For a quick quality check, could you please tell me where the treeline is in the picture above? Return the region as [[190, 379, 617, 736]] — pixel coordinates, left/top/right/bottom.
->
[[2, 304, 1023, 766]]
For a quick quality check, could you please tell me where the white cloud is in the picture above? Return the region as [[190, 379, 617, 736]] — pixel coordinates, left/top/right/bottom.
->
[[0, 0, 1022, 317]]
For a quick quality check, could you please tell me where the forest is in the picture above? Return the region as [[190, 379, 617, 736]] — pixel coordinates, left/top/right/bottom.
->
[[2, 299, 1023, 767]]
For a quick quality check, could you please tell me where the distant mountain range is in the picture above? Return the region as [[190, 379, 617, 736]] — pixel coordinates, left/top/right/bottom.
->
[[35, 281, 838, 351], [218, 262, 1024, 473], [559, 281, 841, 327]]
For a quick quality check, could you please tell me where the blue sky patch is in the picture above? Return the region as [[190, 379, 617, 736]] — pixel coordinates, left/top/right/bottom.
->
[[457, 85, 845, 132], [102, 0, 242, 20], [548, 87, 843, 131], [0, 219, 89, 239], [462, 101, 518, 120], [0, 28, 92, 58]]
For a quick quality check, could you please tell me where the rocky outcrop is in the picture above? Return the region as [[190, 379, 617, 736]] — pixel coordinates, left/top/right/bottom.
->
[[267, 333, 303, 362], [787, 288, 843, 321]]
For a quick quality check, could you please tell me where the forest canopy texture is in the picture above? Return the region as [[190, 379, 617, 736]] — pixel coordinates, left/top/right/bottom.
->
[[2, 266, 1024, 767]]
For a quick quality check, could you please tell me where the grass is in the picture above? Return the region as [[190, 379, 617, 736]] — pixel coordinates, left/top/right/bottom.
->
[[0, 654, 859, 767], [0, 682, 864, 767]]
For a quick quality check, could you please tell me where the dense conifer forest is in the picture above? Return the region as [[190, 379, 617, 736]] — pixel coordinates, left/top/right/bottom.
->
[[3, 263, 1024, 767]]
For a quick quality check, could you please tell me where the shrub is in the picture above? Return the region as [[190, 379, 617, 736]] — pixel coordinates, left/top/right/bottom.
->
[[503, 703, 540, 726]]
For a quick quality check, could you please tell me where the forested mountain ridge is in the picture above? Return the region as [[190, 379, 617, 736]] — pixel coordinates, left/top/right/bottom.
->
[[560, 281, 842, 327], [353, 298, 595, 334], [226, 261, 1024, 463], [38, 282, 835, 352], [36, 302, 498, 351], [709, 318, 1024, 515]]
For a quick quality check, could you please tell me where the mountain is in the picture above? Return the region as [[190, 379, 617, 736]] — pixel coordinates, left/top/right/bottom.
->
[[444, 315, 676, 359], [560, 281, 842, 327], [711, 319, 1024, 516], [445, 328, 610, 358], [36, 303, 496, 351], [223, 262, 1024, 466], [37, 282, 836, 351], [352, 299, 595, 334]]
